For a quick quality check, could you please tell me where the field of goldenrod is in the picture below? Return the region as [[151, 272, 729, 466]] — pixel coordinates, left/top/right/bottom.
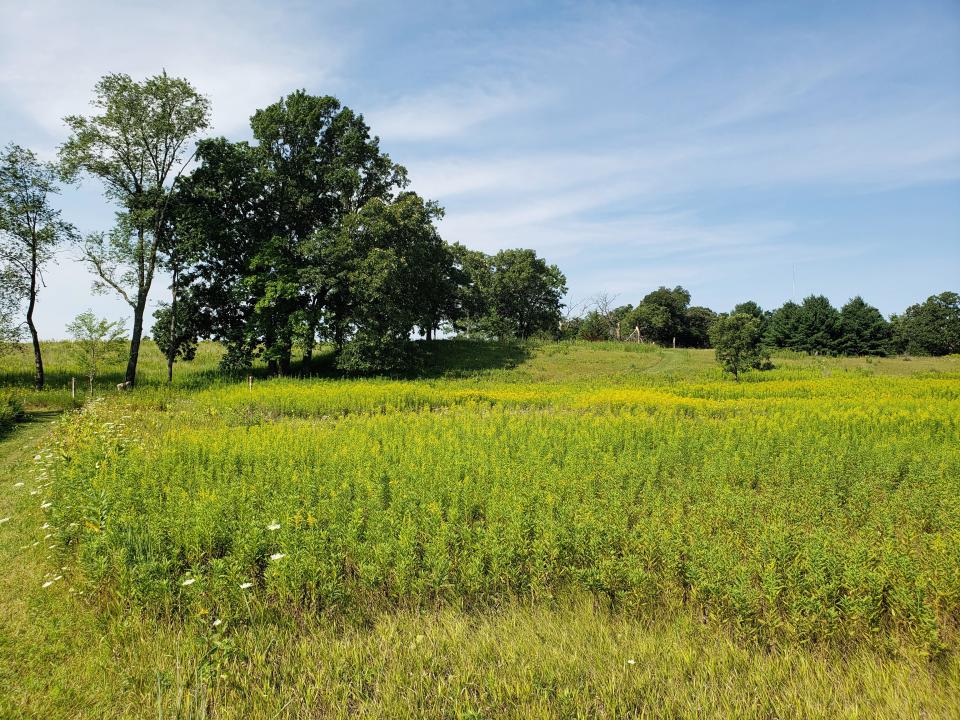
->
[[30, 355, 960, 657]]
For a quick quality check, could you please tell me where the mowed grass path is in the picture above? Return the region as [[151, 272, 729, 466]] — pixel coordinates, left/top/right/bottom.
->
[[1, 342, 959, 718]]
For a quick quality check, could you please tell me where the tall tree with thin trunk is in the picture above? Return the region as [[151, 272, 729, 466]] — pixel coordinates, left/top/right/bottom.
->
[[59, 72, 210, 387], [0, 143, 77, 389]]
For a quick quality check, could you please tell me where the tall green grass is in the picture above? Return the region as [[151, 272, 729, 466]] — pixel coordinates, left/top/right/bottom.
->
[[34, 366, 960, 655]]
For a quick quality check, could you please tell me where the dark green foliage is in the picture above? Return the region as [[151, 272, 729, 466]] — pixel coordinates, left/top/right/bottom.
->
[[710, 313, 767, 380], [151, 299, 199, 364], [837, 296, 891, 356], [450, 247, 567, 340], [485, 249, 567, 340], [623, 286, 691, 345], [578, 311, 609, 341], [682, 306, 717, 348], [448, 243, 492, 337], [173, 92, 493, 374], [891, 291, 960, 356], [333, 193, 445, 372], [0, 389, 26, 434], [733, 301, 769, 337], [766, 301, 803, 350], [795, 295, 840, 354]]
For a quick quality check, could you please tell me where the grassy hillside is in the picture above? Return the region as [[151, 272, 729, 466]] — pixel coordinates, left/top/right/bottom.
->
[[1, 342, 958, 718]]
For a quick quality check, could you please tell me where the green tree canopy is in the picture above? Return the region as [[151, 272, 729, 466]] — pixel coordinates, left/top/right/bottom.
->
[[176, 92, 415, 373], [623, 286, 691, 345], [891, 291, 960, 356], [578, 311, 609, 341], [795, 295, 840, 354], [0, 143, 77, 388], [837, 296, 890, 356], [766, 301, 802, 350], [60, 72, 210, 386], [710, 313, 768, 381], [484, 248, 567, 340]]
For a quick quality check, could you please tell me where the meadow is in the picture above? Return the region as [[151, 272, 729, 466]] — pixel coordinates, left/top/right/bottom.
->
[[1, 340, 959, 718]]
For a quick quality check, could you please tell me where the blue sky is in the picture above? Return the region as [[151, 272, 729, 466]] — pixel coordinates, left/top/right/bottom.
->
[[1, 0, 958, 336]]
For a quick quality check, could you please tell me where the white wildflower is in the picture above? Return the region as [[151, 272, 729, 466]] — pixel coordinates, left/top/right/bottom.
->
[[269, 553, 286, 561], [627, 659, 636, 665], [239, 582, 253, 589], [267, 522, 281, 531], [181, 577, 196, 586], [212, 618, 223, 627], [40, 501, 52, 509]]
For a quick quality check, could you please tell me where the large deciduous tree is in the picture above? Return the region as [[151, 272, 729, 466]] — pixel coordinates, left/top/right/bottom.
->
[[891, 291, 960, 356], [0, 143, 77, 389], [682, 306, 718, 348], [178, 91, 410, 373], [623, 286, 691, 346], [335, 193, 448, 372], [485, 248, 567, 340], [59, 72, 210, 386]]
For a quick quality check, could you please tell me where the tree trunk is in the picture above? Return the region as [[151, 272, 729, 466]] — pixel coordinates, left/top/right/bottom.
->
[[26, 249, 43, 390], [125, 298, 147, 387], [167, 266, 178, 384], [302, 318, 316, 371], [426, 326, 433, 342]]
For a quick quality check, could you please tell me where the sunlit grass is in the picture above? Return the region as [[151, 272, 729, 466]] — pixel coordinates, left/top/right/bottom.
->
[[2, 342, 959, 717]]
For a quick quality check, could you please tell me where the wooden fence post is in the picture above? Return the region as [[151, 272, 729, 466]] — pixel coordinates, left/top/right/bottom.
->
[[248, 375, 253, 391]]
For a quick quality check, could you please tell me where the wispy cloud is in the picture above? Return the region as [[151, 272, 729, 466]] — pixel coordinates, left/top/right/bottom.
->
[[0, 0, 350, 145], [367, 83, 551, 142]]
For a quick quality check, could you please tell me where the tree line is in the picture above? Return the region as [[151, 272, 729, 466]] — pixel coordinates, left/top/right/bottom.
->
[[1, 72, 956, 391], [0, 73, 566, 388], [565, 286, 960, 357]]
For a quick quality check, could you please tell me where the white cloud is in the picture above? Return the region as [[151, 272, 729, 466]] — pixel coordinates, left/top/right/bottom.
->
[[0, 0, 349, 146], [367, 83, 550, 142]]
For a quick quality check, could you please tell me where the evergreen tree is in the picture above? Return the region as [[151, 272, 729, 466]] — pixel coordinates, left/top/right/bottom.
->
[[837, 296, 890, 356], [795, 295, 840, 354], [766, 301, 803, 350]]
